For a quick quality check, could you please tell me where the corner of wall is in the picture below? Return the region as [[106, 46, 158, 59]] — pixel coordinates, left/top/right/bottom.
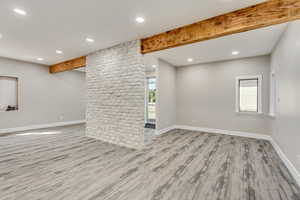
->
[[156, 59, 177, 131]]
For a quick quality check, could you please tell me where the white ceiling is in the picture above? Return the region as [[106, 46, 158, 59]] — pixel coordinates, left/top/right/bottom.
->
[[145, 23, 288, 67], [0, 0, 265, 65]]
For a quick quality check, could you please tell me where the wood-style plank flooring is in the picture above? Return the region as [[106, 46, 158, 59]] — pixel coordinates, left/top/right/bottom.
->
[[0, 124, 299, 200]]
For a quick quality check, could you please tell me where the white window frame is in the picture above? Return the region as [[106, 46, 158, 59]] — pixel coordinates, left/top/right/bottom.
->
[[269, 71, 277, 117], [0, 76, 20, 113], [235, 75, 263, 115]]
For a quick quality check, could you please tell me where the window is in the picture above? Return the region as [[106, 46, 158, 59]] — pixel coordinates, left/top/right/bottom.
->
[[236, 75, 262, 114], [0, 76, 19, 112]]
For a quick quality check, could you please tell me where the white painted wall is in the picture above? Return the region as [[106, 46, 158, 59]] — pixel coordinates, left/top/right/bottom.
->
[[156, 59, 177, 131], [146, 70, 156, 78], [176, 56, 271, 135], [0, 57, 86, 129], [270, 21, 300, 174]]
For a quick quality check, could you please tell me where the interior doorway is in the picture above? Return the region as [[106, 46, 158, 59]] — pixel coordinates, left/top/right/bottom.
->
[[145, 77, 156, 129]]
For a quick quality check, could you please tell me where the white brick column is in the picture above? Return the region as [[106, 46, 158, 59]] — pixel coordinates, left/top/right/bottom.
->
[[86, 40, 145, 149]]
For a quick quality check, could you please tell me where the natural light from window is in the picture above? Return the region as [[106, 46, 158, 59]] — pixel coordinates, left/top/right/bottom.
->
[[147, 78, 156, 122], [239, 79, 258, 112], [18, 131, 61, 136]]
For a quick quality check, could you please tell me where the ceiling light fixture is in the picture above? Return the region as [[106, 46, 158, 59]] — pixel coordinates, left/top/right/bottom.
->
[[136, 17, 145, 23], [0, 34, 3, 39], [152, 65, 157, 68], [187, 58, 194, 62], [14, 8, 27, 16], [86, 38, 95, 43], [232, 51, 240, 55], [56, 50, 63, 54], [37, 57, 44, 61]]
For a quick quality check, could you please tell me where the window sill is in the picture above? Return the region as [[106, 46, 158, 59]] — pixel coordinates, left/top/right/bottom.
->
[[235, 111, 263, 116], [268, 113, 276, 118]]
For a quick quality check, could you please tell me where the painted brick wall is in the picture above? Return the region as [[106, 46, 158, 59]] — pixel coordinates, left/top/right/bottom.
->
[[86, 40, 145, 149]]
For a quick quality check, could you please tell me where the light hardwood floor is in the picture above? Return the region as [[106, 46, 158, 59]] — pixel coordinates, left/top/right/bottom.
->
[[0, 124, 299, 200]]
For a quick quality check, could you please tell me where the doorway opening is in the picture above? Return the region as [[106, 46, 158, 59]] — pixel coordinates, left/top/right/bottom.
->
[[145, 77, 156, 129]]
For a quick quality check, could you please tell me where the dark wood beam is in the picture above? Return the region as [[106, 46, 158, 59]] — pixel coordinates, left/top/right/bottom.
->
[[141, 0, 300, 54], [49, 56, 86, 73]]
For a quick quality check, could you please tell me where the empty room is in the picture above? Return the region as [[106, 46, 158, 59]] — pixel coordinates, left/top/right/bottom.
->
[[0, 0, 300, 199]]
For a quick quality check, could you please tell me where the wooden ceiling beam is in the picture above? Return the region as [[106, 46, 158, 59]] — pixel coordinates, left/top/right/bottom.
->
[[141, 0, 300, 54], [50, 0, 300, 73], [49, 56, 86, 73]]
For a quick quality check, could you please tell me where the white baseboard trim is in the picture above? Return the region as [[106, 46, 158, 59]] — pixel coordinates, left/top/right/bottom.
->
[[175, 125, 272, 141], [0, 120, 86, 135], [157, 124, 299, 187], [155, 126, 177, 136], [270, 139, 300, 186]]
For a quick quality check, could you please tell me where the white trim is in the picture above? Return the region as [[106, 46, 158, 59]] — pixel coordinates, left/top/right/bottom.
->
[[0, 76, 20, 112], [156, 124, 300, 187], [175, 125, 271, 140], [270, 139, 300, 186], [235, 75, 263, 114], [155, 125, 177, 136], [0, 120, 86, 135], [269, 71, 277, 117], [268, 113, 276, 118], [235, 111, 263, 116], [156, 125, 271, 140], [155, 60, 161, 133]]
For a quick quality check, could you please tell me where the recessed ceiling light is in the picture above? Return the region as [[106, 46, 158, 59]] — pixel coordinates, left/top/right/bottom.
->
[[232, 51, 240, 55], [13, 8, 27, 16], [56, 50, 63, 54], [86, 38, 95, 43], [187, 58, 194, 62], [37, 57, 44, 61], [136, 17, 145, 23], [152, 65, 157, 68]]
